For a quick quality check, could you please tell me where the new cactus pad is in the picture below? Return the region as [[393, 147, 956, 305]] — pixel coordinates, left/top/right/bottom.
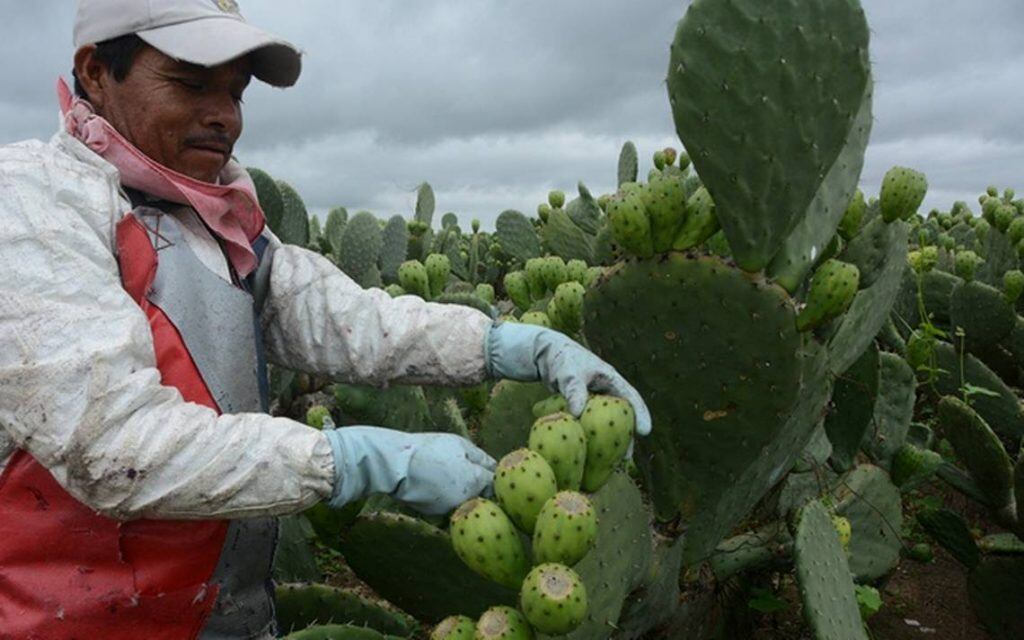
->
[[494, 449, 559, 533], [519, 563, 588, 635], [532, 491, 598, 566], [450, 499, 530, 589]]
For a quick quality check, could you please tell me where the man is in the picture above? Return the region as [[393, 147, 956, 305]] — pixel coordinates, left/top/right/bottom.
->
[[0, 1, 651, 638]]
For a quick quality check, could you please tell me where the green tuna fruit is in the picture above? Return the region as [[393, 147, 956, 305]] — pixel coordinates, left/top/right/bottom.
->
[[531, 394, 568, 419], [671, 186, 720, 251], [541, 256, 568, 291], [579, 395, 635, 492], [995, 203, 1017, 233], [472, 219, 481, 234], [504, 271, 532, 312], [384, 283, 406, 298], [832, 515, 852, 552], [305, 405, 331, 430], [891, 444, 943, 488], [981, 196, 1000, 226], [494, 449, 559, 534], [641, 174, 687, 252], [582, 266, 603, 288], [880, 166, 928, 223], [1003, 270, 1024, 304], [652, 150, 667, 171], [531, 492, 598, 566], [937, 233, 954, 252], [663, 147, 678, 167], [528, 412, 587, 491], [398, 260, 430, 298], [548, 282, 585, 336], [519, 311, 551, 328], [537, 203, 552, 224], [795, 259, 860, 332], [953, 250, 983, 282], [565, 259, 588, 285], [524, 258, 547, 300], [1007, 217, 1024, 245], [450, 498, 530, 589], [907, 246, 938, 274], [548, 190, 566, 209], [606, 191, 654, 258], [474, 606, 534, 640], [425, 253, 452, 299], [432, 615, 476, 640], [838, 189, 867, 240], [519, 563, 588, 636], [475, 283, 495, 305]]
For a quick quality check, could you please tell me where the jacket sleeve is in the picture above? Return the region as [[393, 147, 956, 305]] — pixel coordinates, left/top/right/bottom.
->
[[258, 234, 494, 387], [0, 141, 335, 521]]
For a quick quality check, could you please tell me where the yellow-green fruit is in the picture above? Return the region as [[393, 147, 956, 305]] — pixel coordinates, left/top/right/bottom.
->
[[450, 498, 530, 589], [880, 166, 928, 223], [519, 311, 551, 328], [425, 253, 452, 299], [641, 174, 687, 252], [474, 606, 534, 640], [432, 615, 476, 640], [795, 259, 861, 332], [566, 259, 588, 284], [579, 395, 635, 492], [532, 491, 598, 566], [504, 271, 532, 312], [531, 394, 568, 419], [548, 190, 566, 209], [832, 515, 852, 552], [528, 412, 587, 490], [838, 189, 866, 240], [305, 405, 331, 430], [671, 186, 720, 251], [525, 258, 547, 300], [494, 449, 558, 534], [519, 563, 588, 635], [606, 190, 654, 258], [398, 260, 430, 298], [548, 282, 585, 335], [908, 246, 938, 274], [541, 256, 568, 291]]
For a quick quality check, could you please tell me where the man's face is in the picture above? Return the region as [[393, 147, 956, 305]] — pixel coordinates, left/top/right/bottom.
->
[[82, 45, 251, 183]]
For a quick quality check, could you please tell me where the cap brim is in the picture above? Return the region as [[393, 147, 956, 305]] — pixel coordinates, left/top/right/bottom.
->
[[137, 17, 302, 87]]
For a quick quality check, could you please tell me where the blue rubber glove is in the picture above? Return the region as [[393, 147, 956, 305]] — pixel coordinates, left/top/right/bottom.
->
[[323, 426, 496, 515], [485, 321, 652, 435]]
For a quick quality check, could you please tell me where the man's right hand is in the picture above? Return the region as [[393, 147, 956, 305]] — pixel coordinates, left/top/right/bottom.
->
[[323, 426, 495, 515]]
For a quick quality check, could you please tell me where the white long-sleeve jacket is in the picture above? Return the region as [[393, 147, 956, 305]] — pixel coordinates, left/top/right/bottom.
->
[[0, 130, 493, 521]]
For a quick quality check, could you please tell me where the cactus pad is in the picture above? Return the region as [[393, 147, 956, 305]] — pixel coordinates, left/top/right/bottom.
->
[[275, 583, 416, 637]]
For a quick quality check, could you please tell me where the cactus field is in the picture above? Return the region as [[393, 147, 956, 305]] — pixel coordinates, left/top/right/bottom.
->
[[252, 1, 1023, 639]]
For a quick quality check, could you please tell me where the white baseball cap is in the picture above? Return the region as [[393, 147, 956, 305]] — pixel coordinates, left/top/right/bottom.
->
[[74, 0, 302, 87]]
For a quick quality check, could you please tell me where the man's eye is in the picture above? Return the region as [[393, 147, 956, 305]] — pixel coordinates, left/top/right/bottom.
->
[[177, 79, 203, 90]]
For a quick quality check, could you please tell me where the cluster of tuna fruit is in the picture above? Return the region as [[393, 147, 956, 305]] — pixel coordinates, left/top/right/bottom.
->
[[503, 253, 603, 337], [431, 394, 636, 639]]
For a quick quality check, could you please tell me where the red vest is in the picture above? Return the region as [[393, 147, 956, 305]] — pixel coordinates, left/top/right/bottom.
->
[[0, 208, 263, 639]]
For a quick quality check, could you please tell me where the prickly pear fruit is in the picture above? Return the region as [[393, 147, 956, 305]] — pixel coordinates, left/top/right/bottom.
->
[[519, 563, 588, 635], [519, 311, 551, 328], [652, 150, 666, 171], [891, 443, 943, 487], [525, 258, 547, 300], [425, 253, 452, 299], [1003, 270, 1024, 304], [537, 203, 552, 224], [305, 405, 331, 430], [528, 413, 586, 490], [532, 491, 598, 566], [641, 174, 687, 253], [548, 190, 566, 209], [795, 259, 860, 332], [476, 283, 495, 305], [384, 283, 406, 298], [532, 394, 568, 419], [662, 147, 678, 167], [838, 189, 866, 240], [542, 256, 568, 291], [606, 190, 654, 258], [548, 282, 585, 335], [831, 515, 852, 552], [494, 449, 558, 534], [474, 606, 534, 640], [582, 266, 603, 288], [995, 203, 1016, 233], [399, 260, 430, 298], [565, 259, 587, 285], [432, 615, 476, 640], [504, 271, 532, 312], [672, 186, 720, 251], [953, 250, 983, 282], [880, 166, 928, 223], [450, 498, 530, 589], [937, 233, 954, 252], [472, 219, 481, 234], [907, 246, 938, 274], [579, 395, 635, 492], [1008, 217, 1024, 246]]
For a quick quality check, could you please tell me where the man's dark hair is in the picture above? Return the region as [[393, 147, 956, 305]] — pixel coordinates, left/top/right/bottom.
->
[[72, 34, 147, 100]]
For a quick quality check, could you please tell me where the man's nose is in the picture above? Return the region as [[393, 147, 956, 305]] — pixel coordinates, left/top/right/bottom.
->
[[199, 91, 242, 136]]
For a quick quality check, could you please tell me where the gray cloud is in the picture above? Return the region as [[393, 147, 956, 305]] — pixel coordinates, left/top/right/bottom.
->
[[2, 0, 1022, 228]]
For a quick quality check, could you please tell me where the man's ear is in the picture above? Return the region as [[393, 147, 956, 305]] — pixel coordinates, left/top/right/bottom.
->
[[73, 45, 107, 109]]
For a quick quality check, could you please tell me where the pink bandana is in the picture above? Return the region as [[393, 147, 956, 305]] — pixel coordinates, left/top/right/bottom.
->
[[57, 77, 265, 277]]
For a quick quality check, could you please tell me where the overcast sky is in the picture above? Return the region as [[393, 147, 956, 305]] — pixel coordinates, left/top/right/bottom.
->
[[2, 1, 1022, 228]]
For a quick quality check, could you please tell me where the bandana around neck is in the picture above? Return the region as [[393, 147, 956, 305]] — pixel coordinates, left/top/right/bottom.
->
[[57, 77, 265, 277]]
